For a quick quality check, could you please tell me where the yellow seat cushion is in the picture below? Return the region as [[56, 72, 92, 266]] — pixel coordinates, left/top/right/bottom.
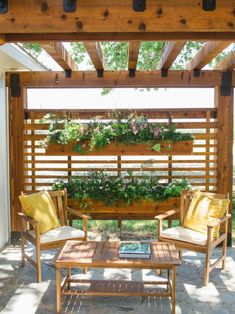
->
[[183, 190, 230, 239], [19, 190, 60, 234]]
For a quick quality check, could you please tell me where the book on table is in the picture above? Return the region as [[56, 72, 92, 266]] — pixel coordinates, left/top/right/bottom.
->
[[119, 241, 151, 259]]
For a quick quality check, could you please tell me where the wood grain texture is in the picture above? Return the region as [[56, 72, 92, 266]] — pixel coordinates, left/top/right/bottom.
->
[[1, 1, 235, 34], [5, 71, 228, 88], [215, 51, 235, 70], [157, 41, 186, 70], [41, 42, 78, 71], [215, 86, 233, 241], [84, 42, 105, 71], [6, 32, 235, 43], [9, 88, 25, 232], [186, 41, 232, 70], [55, 240, 181, 268], [128, 41, 140, 70]]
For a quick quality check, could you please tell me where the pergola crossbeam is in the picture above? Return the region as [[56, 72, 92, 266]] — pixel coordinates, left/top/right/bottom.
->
[[84, 42, 105, 71], [157, 41, 186, 70], [215, 51, 235, 71], [186, 41, 232, 70], [6, 71, 233, 88], [41, 42, 78, 71]]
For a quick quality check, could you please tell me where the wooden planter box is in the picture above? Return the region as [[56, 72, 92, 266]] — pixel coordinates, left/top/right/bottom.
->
[[45, 141, 193, 156], [67, 197, 180, 220]]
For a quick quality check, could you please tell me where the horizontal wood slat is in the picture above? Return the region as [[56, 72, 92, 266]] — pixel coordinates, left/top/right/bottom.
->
[[23, 108, 218, 218]]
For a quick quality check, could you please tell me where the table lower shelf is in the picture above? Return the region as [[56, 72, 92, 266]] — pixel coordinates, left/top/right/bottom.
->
[[62, 278, 172, 297]]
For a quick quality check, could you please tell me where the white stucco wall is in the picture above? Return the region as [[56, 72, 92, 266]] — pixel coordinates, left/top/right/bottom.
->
[[0, 71, 10, 249]]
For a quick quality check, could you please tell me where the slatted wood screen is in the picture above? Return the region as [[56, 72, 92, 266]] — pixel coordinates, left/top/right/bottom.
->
[[23, 108, 218, 194]]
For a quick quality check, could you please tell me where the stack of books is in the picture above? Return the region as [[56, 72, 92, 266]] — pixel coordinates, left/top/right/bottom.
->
[[119, 241, 151, 259]]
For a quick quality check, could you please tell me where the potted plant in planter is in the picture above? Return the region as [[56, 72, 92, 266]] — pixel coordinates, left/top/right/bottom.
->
[[40, 112, 194, 156], [52, 171, 191, 219]]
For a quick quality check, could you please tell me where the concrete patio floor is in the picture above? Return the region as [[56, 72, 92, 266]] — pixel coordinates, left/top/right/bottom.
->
[[0, 235, 235, 314]]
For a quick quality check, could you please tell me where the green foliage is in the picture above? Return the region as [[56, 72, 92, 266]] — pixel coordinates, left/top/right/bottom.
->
[[40, 112, 194, 152], [101, 42, 128, 70], [138, 41, 165, 70], [21, 43, 43, 58], [70, 42, 87, 65], [53, 171, 191, 206]]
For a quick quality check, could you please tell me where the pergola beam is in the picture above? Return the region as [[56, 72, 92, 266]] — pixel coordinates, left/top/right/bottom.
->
[[128, 41, 140, 75], [1, 1, 235, 35], [215, 52, 235, 71], [4, 33, 235, 43], [157, 41, 186, 70], [84, 42, 105, 75], [186, 41, 232, 70], [41, 42, 78, 71], [6, 71, 233, 89]]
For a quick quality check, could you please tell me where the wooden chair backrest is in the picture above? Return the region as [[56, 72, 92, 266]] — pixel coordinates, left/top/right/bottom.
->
[[21, 188, 68, 226], [180, 189, 229, 226], [48, 189, 68, 226]]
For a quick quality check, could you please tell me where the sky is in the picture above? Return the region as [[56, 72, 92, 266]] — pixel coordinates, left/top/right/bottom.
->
[[27, 88, 214, 109]]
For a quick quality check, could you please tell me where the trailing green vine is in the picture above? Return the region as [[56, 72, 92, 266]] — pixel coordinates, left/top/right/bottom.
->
[[52, 171, 191, 207], [40, 112, 194, 153]]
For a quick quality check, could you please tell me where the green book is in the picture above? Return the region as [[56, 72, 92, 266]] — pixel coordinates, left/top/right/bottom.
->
[[119, 241, 151, 259]]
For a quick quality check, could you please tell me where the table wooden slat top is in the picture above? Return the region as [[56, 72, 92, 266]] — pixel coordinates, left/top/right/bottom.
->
[[55, 241, 181, 269]]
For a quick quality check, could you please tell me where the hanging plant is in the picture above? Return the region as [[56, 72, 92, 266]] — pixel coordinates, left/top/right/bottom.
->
[[40, 111, 194, 155], [53, 171, 191, 207]]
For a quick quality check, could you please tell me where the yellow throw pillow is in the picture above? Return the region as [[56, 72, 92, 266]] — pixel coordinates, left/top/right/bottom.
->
[[183, 192, 230, 239], [19, 190, 60, 234]]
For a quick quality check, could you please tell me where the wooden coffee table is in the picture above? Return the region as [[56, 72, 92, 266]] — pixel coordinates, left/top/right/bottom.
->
[[55, 240, 181, 314]]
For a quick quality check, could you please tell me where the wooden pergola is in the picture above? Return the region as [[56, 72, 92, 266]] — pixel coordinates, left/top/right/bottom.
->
[[1, 0, 234, 245]]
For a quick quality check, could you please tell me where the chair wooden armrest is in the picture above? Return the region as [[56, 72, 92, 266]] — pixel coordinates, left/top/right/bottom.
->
[[66, 207, 89, 219], [66, 207, 89, 235], [206, 214, 231, 228], [18, 212, 39, 228], [155, 209, 180, 221]]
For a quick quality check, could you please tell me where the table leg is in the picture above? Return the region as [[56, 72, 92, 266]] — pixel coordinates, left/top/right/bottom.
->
[[68, 268, 71, 290], [172, 266, 176, 314], [56, 267, 61, 314], [167, 269, 170, 292]]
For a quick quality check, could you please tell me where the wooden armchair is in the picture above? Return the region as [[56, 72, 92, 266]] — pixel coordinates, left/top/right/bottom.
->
[[18, 189, 88, 282], [155, 190, 231, 286]]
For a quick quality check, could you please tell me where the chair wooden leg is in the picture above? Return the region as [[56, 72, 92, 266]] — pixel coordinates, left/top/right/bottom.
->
[[36, 242, 42, 283], [21, 232, 26, 267], [222, 237, 227, 270], [178, 250, 182, 259], [204, 244, 211, 286]]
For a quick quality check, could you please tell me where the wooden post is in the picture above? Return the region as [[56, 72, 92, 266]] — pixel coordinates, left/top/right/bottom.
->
[[9, 77, 25, 236], [215, 86, 233, 246]]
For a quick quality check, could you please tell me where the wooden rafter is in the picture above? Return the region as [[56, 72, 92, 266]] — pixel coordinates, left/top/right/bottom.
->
[[186, 41, 232, 70], [84, 42, 105, 74], [215, 52, 235, 71], [41, 42, 78, 71], [6, 71, 232, 89], [157, 41, 186, 70], [128, 41, 140, 75], [1, 1, 235, 35]]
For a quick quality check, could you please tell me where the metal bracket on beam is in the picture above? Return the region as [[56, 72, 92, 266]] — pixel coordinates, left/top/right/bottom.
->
[[10, 74, 21, 97], [133, 0, 146, 12], [161, 68, 168, 78], [129, 68, 136, 77], [63, 0, 76, 13], [202, 0, 216, 11], [220, 71, 232, 96], [0, 0, 8, 13], [64, 69, 72, 78], [193, 69, 201, 77], [97, 69, 104, 78]]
